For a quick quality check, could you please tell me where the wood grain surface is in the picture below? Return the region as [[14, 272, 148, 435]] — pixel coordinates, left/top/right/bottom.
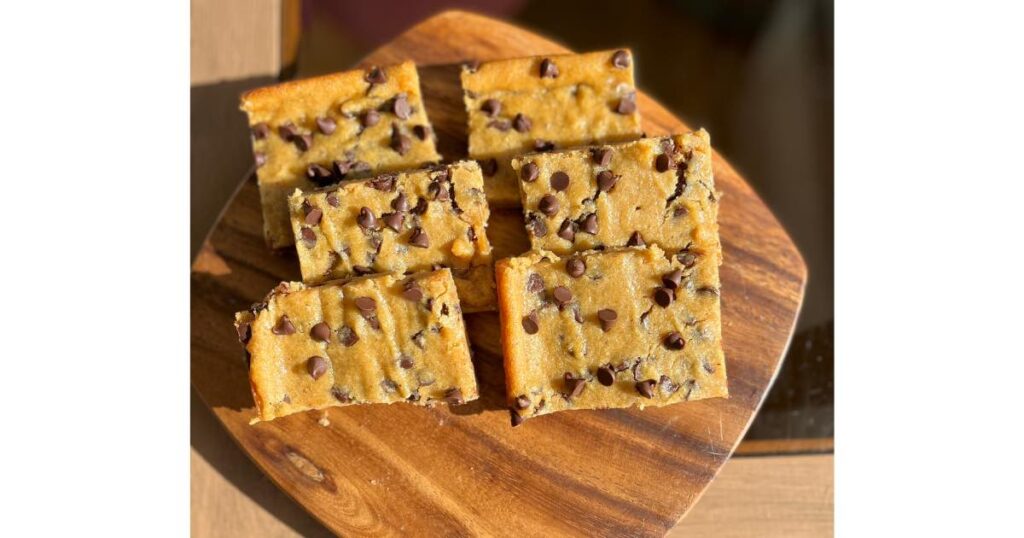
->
[[190, 10, 807, 537]]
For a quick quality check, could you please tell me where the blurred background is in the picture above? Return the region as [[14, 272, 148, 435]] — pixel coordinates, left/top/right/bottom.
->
[[192, 0, 832, 534]]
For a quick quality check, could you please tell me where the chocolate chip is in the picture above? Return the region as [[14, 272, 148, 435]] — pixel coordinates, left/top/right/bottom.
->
[[443, 387, 465, 405], [399, 355, 414, 369], [520, 162, 539, 183], [539, 194, 559, 216], [409, 227, 430, 248], [513, 113, 532, 133], [381, 379, 397, 393], [382, 212, 404, 232], [510, 410, 524, 427], [391, 130, 412, 155], [655, 153, 671, 172], [534, 140, 555, 152], [300, 227, 316, 248], [677, 252, 697, 268], [326, 193, 340, 207], [557, 219, 576, 242], [361, 109, 381, 127], [539, 58, 559, 78], [254, 152, 266, 167], [392, 93, 411, 119], [612, 50, 631, 68], [282, 394, 291, 404], [338, 325, 359, 346], [579, 213, 598, 235], [636, 379, 656, 398], [552, 286, 573, 307], [352, 265, 373, 275], [487, 118, 511, 131], [428, 180, 450, 201], [412, 198, 429, 215], [441, 303, 449, 316], [615, 91, 637, 115], [673, 206, 689, 218], [526, 214, 548, 237], [294, 134, 313, 152], [333, 161, 352, 179], [598, 309, 618, 332], [365, 65, 387, 85], [304, 207, 323, 226], [236, 322, 252, 344], [661, 138, 677, 154], [392, 193, 409, 212], [463, 59, 480, 72], [596, 170, 618, 192], [597, 365, 615, 386], [662, 269, 684, 289], [354, 297, 376, 313], [307, 356, 328, 380], [467, 227, 477, 242], [664, 331, 685, 350], [316, 117, 336, 135], [627, 231, 645, 247], [481, 158, 498, 177], [412, 125, 430, 140], [566, 257, 586, 278], [310, 322, 331, 342], [654, 287, 674, 307], [306, 163, 334, 186], [272, 315, 295, 335], [591, 147, 612, 167], [352, 161, 371, 174], [278, 122, 298, 140], [356, 207, 377, 230], [369, 174, 396, 191], [527, 273, 545, 293], [515, 395, 531, 410], [481, 98, 501, 117], [550, 171, 569, 191], [522, 311, 539, 334], [331, 387, 353, 403], [402, 282, 423, 302], [251, 123, 269, 139], [563, 373, 585, 398]]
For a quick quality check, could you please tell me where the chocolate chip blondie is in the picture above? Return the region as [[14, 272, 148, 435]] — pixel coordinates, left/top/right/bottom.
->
[[235, 269, 478, 422], [496, 245, 727, 425], [288, 161, 496, 312], [241, 62, 442, 248], [510, 131, 717, 256], [461, 50, 643, 207]]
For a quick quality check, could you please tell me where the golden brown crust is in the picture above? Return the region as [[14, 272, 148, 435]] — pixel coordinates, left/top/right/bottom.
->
[[494, 257, 518, 408]]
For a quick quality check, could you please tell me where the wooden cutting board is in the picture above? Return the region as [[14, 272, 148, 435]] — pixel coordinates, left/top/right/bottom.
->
[[191, 10, 807, 537]]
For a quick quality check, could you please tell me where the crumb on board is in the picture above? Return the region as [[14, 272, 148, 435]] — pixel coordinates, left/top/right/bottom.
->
[[318, 411, 330, 427]]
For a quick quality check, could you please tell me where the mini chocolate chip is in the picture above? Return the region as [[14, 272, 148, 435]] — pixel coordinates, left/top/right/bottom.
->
[[467, 227, 477, 242], [443, 387, 465, 405], [306, 163, 334, 186], [636, 379, 656, 398], [597, 365, 615, 386], [441, 303, 449, 316], [307, 356, 328, 380], [331, 387, 353, 403], [566, 257, 586, 278], [481, 158, 498, 177], [552, 286, 573, 306], [557, 219, 576, 242], [236, 322, 252, 344], [333, 160, 351, 178], [592, 147, 612, 166], [409, 227, 430, 248], [402, 283, 423, 302], [564, 373, 585, 399], [316, 117, 336, 135], [615, 92, 637, 115], [428, 180, 450, 201], [596, 170, 618, 192], [550, 171, 569, 191], [522, 311, 540, 334], [664, 331, 685, 350], [463, 59, 480, 72], [579, 213, 598, 235], [310, 322, 331, 342], [365, 66, 387, 85], [515, 395, 531, 410], [339, 325, 359, 346], [527, 273, 545, 293], [356, 207, 377, 230], [527, 213, 548, 237], [412, 198, 429, 214], [294, 134, 313, 152], [673, 206, 689, 218], [392, 94, 411, 119], [305, 207, 323, 226], [598, 309, 618, 332], [612, 50, 631, 68], [251, 123, 269, 139], [539, 194, 559, 216], [392, 193, 409, 212], [381, 379, 397, 393], [627, 231, 645, 247], [399, 355, 414, 369], [282, 394, 291, 404], [521, 162, 539, 182], [572, 304, 583, 324], [513, 113, 532, 133], [326, 193, 340, 208], [654, 287, 674, 308], [278, 122, 298, 140], [534, 140, 555, 152], [272, 315, 295, 335], [354, 296, 376, 312], [510, 410, 524, 427], [369, 174, 396, 191], [383, 212, 404, 232], [677, 252, 697, 268], [362, 109, 381, 127], [662, 269, 684, 289], [539, 58, 559, 78], [487, 119, 511, 131], [352, 161, 371, 174], [481, 99, 501, 117], [352, 265, 374, 275], [655, 153, 671, 172], [391, 131, 412, 155], [300, 227, 316, 248], [412, 125, 429, 140], [254, 152, 266, 167]]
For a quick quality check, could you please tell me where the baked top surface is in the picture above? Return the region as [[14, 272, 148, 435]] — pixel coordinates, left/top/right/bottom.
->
[[241, 61, 442, 247], [497, 245, 727, 423], [288, 161, 496, 311], [512, 131, 716, 256], [236, 269, 478, 422], [460, 50, 643, 206]]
